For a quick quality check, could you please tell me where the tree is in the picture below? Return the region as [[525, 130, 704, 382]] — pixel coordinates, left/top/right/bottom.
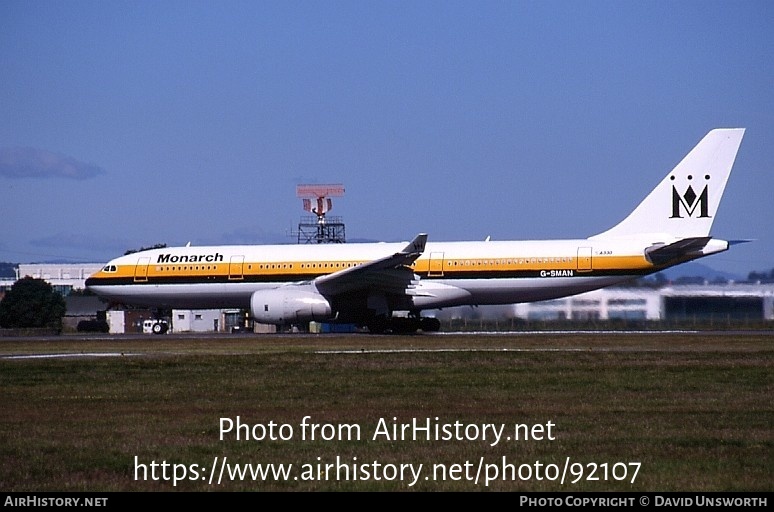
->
[[0, 276, 66, 331], [747, 268, 774, 284]]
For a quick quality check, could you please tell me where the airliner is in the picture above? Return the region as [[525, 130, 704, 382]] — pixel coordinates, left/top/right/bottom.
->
[[86, 128, 746, 333]]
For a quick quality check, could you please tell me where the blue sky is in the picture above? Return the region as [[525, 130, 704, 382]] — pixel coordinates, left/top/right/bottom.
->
[[1, 0, 771, 277]]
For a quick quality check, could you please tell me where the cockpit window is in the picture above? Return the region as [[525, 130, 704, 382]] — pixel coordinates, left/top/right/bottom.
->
[[102, 265, 118, 273]]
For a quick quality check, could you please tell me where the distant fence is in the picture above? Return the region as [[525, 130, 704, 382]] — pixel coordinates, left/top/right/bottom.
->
[[441, 317, 774, 332]]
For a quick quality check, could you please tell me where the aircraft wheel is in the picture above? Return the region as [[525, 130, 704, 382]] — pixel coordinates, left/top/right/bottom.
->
[[389, 317, 420, 334], [420, 317, 441, 332], [366, 317, 389, 334]]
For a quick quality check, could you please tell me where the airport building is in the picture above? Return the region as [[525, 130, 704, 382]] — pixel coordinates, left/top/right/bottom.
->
[[512, 288, 662, 321], [102, 308, 249, 334], [11, 263, 103, 296], [504, 284, 774, 322], [433, 283, 774, 324]]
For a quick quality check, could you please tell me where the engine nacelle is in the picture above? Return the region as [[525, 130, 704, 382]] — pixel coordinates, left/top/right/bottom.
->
[[250, 288, 334, 324]]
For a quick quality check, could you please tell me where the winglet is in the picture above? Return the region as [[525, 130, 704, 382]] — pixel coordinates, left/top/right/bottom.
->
[[404, 233, 427, 256]]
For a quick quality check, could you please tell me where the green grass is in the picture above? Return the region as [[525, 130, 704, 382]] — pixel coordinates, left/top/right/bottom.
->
[[0, 332, 771, 491]]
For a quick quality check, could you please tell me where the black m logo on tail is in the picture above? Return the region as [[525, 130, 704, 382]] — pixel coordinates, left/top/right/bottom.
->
[[671, 184, 710, 218]]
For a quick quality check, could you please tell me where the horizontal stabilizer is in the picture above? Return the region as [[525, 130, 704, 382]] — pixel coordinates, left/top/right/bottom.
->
[[644, 237, 713, 266]]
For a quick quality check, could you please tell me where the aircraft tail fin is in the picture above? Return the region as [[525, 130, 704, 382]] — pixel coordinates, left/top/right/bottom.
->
[[590, 128, 745, 240]]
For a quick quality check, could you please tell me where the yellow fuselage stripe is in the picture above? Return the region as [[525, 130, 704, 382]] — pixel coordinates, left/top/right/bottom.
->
[[93, 254, 653, 281]]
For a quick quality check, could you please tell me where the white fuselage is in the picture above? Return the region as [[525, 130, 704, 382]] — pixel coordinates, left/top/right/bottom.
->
[[85, 236, 725, 314]]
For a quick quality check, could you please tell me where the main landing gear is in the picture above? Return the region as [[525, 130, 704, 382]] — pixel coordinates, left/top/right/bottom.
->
[[366, 313, 441, 334]]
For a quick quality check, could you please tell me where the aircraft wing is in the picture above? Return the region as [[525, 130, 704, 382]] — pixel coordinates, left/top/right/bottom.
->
[[313, 233, 427, 296], [644, 236, 714, 266]]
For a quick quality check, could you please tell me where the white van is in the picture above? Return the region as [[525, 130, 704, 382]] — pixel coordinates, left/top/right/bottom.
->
[[142, 319, 169, 334]]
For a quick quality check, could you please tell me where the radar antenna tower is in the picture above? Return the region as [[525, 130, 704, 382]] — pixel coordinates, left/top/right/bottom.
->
[[295, 184, 346, 244]]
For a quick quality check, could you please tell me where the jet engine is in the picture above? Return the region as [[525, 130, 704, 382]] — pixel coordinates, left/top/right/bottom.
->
[[250, 288, 334, 324]]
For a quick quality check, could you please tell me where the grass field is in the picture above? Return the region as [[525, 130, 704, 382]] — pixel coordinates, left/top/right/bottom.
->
[[1, 331, 772, 491]]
